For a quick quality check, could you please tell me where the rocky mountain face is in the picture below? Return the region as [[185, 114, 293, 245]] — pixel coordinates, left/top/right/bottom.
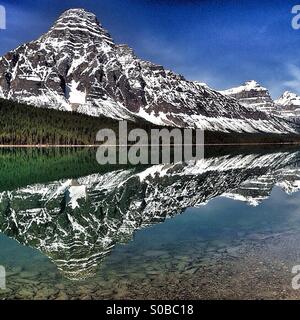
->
[[275, 91, 300, 120], [220, 82, 300, 123], [0, 8, 296, 134], [219, 80, 276, 113], [1, 150, 300, 280]]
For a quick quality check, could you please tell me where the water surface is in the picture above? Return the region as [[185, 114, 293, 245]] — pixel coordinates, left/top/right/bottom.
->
[[1, 147, 300, 299]]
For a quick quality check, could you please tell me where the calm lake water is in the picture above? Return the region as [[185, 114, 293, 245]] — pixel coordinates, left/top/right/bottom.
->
[[1, 147, 300, 299]]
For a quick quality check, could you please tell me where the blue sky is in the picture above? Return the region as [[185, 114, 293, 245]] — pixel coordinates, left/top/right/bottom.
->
[[0, 0, 299, 98]]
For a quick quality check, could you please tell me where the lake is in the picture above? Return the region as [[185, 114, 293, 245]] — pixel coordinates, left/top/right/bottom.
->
[[1, 147, 300, 299]]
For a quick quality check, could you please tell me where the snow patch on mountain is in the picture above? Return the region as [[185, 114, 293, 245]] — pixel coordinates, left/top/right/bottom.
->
[[66, 184, 87, 209], [66, 80, 86, 107]]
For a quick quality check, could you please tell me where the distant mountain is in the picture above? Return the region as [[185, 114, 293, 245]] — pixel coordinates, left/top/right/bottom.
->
[[275, 91, 300, 107], [219, 82, 300, 123], [219, 80, 276, 113], [0, 8, 296, 135], [275, 91, 300, 120]]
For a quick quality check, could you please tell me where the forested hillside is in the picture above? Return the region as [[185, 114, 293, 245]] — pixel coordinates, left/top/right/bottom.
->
[[0, 98, 152, 145]]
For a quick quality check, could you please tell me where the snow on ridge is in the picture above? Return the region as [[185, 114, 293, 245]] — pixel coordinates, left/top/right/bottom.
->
[[219, 80, 267, 96], [275, 91, 300, 107]]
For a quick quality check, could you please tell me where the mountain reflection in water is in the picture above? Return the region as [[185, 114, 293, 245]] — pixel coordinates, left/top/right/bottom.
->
[[1, 147, 300, 282]]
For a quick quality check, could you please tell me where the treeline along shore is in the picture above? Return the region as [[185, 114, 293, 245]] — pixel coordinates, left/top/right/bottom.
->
[[1, 98, 300, 146]]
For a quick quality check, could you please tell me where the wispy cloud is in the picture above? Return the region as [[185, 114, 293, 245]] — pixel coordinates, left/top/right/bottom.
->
[[283, 64, 300, 94]]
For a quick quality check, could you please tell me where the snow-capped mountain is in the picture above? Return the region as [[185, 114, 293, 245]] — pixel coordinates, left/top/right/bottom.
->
[[0, 8, 296, 134], [1, 150, 300, 280], [219, 80, 276, 113], [275, 91, 300, 120], [220, 83, 300, 122], [275, 91, 300, 107]]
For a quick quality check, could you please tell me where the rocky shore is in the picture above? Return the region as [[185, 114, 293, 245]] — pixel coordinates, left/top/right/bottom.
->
[[1, 228, 300, 300]]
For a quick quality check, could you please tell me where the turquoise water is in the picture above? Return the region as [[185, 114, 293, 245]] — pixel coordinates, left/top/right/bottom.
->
[[1, 148, 300, 299]]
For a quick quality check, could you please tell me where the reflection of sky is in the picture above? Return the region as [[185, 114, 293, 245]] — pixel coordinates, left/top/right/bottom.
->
[[124, 187, 300, 250], [0, 0, 300, 98]]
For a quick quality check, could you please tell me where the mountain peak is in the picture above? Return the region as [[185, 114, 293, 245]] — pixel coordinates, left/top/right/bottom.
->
[[220, 80, 268, 96], [275, 91, 300, 107], [44, 8, 114, 46], [243, 80, 266, 91], [58, 8, 97, 22], [219, 80, 274, 113], [244, 80, 259, 85], [281, 91, 298, 98]]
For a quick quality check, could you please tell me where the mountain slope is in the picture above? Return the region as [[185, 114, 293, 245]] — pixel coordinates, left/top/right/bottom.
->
[[0, 8, 297, 134]]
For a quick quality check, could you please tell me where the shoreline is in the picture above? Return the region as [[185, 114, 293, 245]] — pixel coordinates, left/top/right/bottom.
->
[[0, 142, 300, 148]]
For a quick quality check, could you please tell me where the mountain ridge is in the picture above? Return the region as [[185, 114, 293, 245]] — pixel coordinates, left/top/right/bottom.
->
[[0, 8, 298, 136], [219, 80, 276, 113], [220, 81, 300, 122]]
